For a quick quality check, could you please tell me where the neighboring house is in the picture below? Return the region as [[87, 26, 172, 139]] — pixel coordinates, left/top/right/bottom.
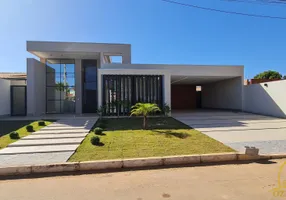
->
[[0, 73, 27, 116], [0, 72, 26, 86], [24, 41, 244, 116]]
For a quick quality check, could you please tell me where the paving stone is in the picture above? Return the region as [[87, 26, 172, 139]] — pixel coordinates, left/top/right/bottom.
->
[[22, 133, 87, 140], [8, 138, 83, 147], [0, 152, 75, 167], [0, 145, 79, 155], [35, 129, 90, 134], [41, 126, 87, 130], [0, 118, 98, 166]]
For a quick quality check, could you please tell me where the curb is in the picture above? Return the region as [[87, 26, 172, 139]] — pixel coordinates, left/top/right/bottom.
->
[[0, 153, 285, 177]]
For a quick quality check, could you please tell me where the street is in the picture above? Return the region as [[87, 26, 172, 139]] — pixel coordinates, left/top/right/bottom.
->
[[0, 159, 285, 200]]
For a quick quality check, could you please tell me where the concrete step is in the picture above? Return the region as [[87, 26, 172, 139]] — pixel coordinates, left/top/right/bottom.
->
[[0, 145, 79, 155], [22, 133, 87, 140], [8, 138, 83, 147]]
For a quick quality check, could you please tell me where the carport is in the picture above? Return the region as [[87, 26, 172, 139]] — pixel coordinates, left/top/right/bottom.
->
[[171, 75, 243, 111]]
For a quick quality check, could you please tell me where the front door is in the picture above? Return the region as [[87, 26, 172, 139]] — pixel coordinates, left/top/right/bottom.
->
[[11, 86, 27, 116], [82, 60, 98, 113]]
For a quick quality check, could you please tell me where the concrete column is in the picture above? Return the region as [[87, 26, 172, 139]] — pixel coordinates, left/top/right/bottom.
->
[[75, 59, 82, 114], [163, 74, 171, 115], [99, 52, 104, 67], [27, 58, 46, 116], [97, 71, 102, 109]]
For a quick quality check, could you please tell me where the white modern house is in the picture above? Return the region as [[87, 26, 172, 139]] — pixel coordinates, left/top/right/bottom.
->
[[0, 41, 245, 117], [24, 41, 244, 116]]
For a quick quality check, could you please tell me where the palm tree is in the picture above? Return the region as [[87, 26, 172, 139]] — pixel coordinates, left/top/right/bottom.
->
[[130, 103, 161, 129]]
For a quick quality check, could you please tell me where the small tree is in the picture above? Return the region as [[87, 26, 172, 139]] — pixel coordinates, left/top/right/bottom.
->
[[130, 103, 161, 129], [254, 70, 282, 79], [283, 75, 286, 79]]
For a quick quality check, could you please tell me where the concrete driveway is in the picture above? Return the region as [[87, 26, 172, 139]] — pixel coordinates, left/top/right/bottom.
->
[[173, 110, 286, 154]]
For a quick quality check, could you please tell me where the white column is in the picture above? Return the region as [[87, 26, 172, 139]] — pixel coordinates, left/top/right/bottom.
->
[[75, 59, 82, 114], [163, 73, 171, 115]]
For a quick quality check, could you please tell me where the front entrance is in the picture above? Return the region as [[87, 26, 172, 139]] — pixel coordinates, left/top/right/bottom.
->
[[82, 59, 98, 113], [11, 86, 27, 116]]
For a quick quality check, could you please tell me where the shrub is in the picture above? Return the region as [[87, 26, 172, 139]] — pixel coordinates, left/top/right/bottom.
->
[[97, 122, 106, 129], [94, 127, 103, 135], [26, 125, 34, 132], [38, 121, 46, 126], [90, 136, 100, 145], [9, 131, 20, 139]]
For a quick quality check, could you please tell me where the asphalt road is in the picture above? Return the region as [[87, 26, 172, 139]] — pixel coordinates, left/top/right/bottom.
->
[[0, 159, 285, 200]]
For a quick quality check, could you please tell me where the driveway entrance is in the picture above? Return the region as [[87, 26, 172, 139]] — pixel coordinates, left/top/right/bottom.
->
[[173, 110, 286, 154]]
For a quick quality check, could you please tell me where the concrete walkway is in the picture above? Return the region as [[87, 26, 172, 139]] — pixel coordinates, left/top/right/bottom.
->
[[0, 118, 97, 167], [173, 110, 286, 154]]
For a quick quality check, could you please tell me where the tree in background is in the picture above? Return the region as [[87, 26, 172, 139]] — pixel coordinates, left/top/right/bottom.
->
[[283, 75, 286, 79], [254, 70, 282, 79]]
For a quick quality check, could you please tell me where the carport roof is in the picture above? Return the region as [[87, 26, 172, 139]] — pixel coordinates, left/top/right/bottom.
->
[[171, 76, 238, 85]]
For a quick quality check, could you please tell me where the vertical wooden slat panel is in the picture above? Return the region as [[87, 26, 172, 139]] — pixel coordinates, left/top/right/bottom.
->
[[102, 75, 163, 116]]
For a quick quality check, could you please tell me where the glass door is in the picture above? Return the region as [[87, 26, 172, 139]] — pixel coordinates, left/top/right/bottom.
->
[[82, 60, 98, 113]]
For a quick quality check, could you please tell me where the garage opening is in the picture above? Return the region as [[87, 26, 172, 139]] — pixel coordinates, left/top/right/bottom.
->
[[171, 76, 243, 111]]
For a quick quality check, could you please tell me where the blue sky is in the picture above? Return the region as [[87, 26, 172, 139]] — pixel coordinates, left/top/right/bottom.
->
[[0, 0, 285, 78]]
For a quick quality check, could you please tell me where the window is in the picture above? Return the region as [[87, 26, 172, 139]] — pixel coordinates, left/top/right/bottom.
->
[[46, 59, 75, 113]]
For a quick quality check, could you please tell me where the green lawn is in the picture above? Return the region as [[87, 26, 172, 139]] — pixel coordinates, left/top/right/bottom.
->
[[69, 118, 234, 162], [0, 121, 52, 149]]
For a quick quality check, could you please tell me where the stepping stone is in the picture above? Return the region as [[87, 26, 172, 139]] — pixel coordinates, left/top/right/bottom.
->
[[41, 126, 87, 130], [22, 133, 87, 140], [33, 129, 90, 134], [0, 145, 79, 155], [8, 138, 84, 147], [0, 152, 75, 167]]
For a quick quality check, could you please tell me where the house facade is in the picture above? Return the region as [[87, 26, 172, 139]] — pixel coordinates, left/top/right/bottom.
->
[[24, 41, 244, 116]]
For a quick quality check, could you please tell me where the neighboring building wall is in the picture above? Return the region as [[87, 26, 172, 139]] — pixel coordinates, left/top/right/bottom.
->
[[171, 85, 196, 110], [27, 58, 46, 116], [243, 80, 286, 118], [0, 79, 10, 116], [10, 80, 26, 86], [202, 77, 243, 111]]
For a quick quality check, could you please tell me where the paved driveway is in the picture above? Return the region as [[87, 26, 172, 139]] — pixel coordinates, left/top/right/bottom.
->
[[173, 110, 286, 154]]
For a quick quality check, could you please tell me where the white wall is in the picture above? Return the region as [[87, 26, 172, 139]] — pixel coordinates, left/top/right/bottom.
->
[[243, 80, 286, 118], [0, 79, 10, 116], [202, 77, 243, 111], [27, 58, 46, 116], [102, 64, 243, 77], [27, 41, 131, 64]]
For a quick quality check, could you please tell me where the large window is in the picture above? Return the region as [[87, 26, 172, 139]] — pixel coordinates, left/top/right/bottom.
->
[[46, 59, 75, 113]]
